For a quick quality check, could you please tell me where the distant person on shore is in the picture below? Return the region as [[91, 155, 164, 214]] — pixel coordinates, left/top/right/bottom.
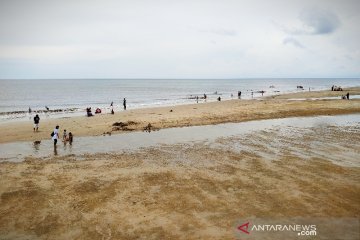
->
[[110, 101, 113, 107], [111, 108, 114, 114], [86, 107, 93, 117], [29, 107, 32, 114], [238, 91, 242, 99], [33, 114, 40, 132], [196, 96, 199, 103], [346, 92, 350, 100], [123, 98, 127, 110], [51, 125, 60, 146], [217, 96, 221, 101], [204, 94, 207, 102]]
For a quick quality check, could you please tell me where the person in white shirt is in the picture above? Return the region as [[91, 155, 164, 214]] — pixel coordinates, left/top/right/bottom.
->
[[52, 125, 60, 146]]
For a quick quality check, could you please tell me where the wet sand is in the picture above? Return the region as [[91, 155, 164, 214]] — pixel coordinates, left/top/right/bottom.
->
[[0, 87, 360, 144], [0, 119, 359, 239]]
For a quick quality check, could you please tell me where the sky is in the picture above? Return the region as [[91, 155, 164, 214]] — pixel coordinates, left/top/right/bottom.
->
[[0, 0, 359, 79]]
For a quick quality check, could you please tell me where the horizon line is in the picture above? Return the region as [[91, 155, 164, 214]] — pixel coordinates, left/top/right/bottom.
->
[[1, 77, 359, 80]]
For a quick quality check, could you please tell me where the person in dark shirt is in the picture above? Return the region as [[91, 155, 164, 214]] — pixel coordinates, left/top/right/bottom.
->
[[33, 114, 40, 132], [123, 98, 127, 110]]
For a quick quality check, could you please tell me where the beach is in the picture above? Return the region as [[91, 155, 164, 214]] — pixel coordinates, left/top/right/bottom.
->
[[0, 87, 360, 144], [0, 87, 360, 239], [2, 0, 360, 238]]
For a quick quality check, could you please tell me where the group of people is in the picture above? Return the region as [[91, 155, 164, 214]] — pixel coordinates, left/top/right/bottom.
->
[[51, 125, 73, 146], [331, 85, 343, 91], [342, 92, 350, 100], [32, 115, 73, 146], [87, 98, 127, 116]]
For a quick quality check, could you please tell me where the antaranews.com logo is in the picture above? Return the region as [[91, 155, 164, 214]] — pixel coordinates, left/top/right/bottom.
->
[[234, 217, 359, 240], [237, 221, 316, 236]]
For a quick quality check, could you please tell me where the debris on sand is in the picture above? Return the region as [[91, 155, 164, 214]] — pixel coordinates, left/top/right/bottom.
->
[[112, 121, 138, 132]]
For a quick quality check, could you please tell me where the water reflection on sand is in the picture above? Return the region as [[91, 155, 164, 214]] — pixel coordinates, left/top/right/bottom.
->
[[0, 114, 359, 166]]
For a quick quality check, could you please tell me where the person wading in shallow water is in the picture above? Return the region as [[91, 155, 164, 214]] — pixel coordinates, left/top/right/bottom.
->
[[51, 125, 60, 146]]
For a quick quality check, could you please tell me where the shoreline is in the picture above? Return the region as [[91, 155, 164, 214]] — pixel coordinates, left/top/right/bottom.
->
[[0, 87, 360, 144]]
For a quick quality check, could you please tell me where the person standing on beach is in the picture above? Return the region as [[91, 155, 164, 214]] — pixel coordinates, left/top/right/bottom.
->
[[33, 114, 40, 132], [123, 98, 127, 110], [346, 92, 350, 100], [29, 107, 32, 114], [52, 125, 60, 146], [238, 91, 242, 99]]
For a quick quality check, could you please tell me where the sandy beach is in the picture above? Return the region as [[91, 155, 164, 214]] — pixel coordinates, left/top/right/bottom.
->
[[0, 88, 360, 239], [0, 87, 360, 144], [2, 0, 360, 238], [0, 116, 359, 239]]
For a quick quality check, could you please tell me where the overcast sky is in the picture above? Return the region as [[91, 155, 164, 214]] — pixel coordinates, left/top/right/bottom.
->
[[0, 0, 359, 79]]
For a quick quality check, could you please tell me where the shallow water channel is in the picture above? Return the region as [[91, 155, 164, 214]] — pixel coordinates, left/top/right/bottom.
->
[[0, 114, 359, 163]]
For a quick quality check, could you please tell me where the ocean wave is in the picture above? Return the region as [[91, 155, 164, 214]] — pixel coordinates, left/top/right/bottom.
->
[[0, 108, 80, 116]]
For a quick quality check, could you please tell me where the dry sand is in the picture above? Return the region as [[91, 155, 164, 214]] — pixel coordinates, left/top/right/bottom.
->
[[0, 122, 359, 239], [0, 87, 360, 144]]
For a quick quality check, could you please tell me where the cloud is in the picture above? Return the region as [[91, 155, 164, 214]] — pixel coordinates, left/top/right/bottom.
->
[[286, 7, 340, 35], [283, 37, 304, 48], [198, 28, 237, 36]]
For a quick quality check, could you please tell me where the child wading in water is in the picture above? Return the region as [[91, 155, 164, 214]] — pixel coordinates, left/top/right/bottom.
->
[[63, 129, 67, 142], [68, 132, 73, 144]]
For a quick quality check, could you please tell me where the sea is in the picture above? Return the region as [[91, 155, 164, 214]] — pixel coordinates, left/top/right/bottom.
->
[[0, 78, 359, 122]]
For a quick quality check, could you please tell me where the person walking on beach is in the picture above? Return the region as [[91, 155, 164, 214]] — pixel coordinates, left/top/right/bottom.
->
[[51, 125, 60, 146], [33, 114, 40, 132], [123, 98, 127, 110]]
